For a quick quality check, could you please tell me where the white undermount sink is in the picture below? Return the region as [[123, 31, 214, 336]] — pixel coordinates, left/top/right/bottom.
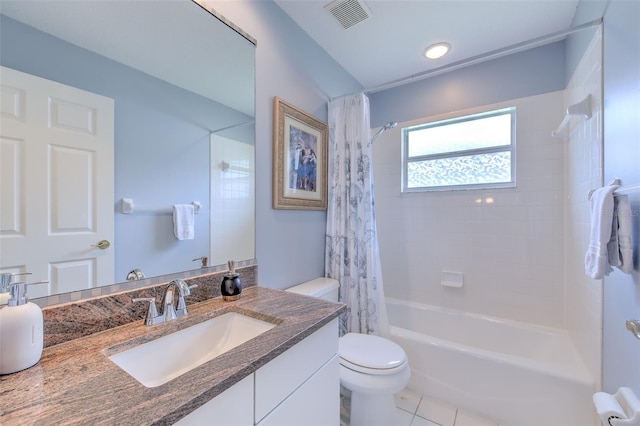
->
[[107, 312, 275, 388]]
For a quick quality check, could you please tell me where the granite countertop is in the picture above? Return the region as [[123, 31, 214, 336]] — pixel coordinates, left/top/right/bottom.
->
[[0, 286, 345, 425]]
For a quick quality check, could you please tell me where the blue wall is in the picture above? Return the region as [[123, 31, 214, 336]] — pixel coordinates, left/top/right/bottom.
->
[[369, 41, 566, 127], [211, 1, 363, 288], [0, 15, 252, 281], [601, 0, 640, 395]]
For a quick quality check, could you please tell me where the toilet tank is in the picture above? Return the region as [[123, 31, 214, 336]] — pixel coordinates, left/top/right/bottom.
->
[[285, 278, 339, 302]]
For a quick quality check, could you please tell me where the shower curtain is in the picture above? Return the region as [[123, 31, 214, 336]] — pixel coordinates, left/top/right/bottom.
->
[[325, 93, 389, 337]]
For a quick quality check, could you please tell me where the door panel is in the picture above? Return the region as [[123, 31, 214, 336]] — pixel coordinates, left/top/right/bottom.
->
[[0, 136, 23, 236], [0, 66, 114, 298], [49, 145, 95, 232]]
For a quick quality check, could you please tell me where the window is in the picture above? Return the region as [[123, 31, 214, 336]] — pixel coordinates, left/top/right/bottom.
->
[[402, 107, 516, 191]]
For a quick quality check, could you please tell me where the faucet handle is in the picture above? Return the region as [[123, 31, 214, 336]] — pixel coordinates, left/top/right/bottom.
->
[[132, 297, 161, 326], [173, 279, 197, 296], [182, 283, 198, 298], [173, 280, 198, 317]]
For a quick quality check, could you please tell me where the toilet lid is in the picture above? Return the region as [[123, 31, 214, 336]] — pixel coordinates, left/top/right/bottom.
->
[[339, 333, 407, 374]]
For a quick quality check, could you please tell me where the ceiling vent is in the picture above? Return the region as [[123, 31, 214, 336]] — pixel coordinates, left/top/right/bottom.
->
[[324, 0, 372, 30]]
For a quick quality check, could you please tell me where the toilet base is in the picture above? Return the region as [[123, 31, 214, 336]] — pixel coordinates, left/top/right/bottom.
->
[[349, 392, 398, 426], [340, 364, 410, 426]]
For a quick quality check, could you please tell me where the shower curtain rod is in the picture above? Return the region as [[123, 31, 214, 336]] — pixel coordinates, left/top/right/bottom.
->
[[331, 18, 603, 101]]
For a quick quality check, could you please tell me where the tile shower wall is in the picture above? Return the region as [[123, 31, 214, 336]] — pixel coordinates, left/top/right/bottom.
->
[[373, 91, 566, 327], [564, 28, 603, 388], [210, 136, 255, 266]]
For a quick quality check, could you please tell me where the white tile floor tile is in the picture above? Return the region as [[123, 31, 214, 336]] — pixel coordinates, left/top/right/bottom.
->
[[454, 409, 499, 426], [396, 408, 417, 425], [410, 414, 441, 426], [395, 388, 422, 415], [415, 394, 457, 426], [342, 387, 501, 426]]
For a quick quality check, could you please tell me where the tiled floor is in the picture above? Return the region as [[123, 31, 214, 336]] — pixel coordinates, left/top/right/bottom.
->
[[394, 388, 501, 426], [341, 387, 501, 426]]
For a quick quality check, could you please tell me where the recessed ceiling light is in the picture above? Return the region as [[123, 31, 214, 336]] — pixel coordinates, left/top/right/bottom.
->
[[424, 42, 450, 59]]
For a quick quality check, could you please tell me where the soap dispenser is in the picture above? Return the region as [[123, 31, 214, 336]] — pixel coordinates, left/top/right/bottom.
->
[[221, 260, 242, 301], [0, 272, 30, 305], [0, 281, 44, 375], [0, 273, 11, 305]]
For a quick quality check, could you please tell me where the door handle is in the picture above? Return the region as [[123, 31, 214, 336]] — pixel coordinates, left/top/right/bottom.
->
[[92, 240, 111, 250]]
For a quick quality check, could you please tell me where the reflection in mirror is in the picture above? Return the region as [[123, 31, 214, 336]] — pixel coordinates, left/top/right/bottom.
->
[[210, 121, 255, 267], [0, 0, 255, 301]]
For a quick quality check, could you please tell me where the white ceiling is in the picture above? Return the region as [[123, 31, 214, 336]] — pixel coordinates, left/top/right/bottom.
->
[[275, 0, 580, 90]]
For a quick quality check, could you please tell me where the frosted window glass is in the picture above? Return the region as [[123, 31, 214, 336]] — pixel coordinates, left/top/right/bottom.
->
[[407, 152, 511, 188], [408, 114, 512, 157], [403, 107, 515, 191]]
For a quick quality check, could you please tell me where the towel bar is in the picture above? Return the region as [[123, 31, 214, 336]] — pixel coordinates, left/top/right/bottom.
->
[[614, 183, 640, 196], [121, 199, 201, 215], [588, 180, 640, 199]]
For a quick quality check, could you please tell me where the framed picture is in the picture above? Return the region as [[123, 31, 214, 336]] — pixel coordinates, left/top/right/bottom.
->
[[272, 97, 327, 210]]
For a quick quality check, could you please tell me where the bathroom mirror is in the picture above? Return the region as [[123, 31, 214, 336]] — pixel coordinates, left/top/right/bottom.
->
[[0, 0, 255, 300]]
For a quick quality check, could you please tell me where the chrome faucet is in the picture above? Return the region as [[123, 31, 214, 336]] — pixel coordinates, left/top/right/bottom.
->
[[173, 279, 198, 317], [160, 281, 180, 322], [132, 297, 163, 326], [133, 279, 197, 326], [192, 256, 208, 268], [126, 269, 145, 281]]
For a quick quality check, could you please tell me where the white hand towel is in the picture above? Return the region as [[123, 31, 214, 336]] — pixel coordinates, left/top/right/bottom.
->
[[585, 184, 619, 279], [615, 194, 633, 274], [173, 204, 194, 240], [607, 198, 621, 268]]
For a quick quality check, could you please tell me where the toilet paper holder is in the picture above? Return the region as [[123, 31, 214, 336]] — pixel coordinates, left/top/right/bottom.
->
[[593, 387, 640, 426]]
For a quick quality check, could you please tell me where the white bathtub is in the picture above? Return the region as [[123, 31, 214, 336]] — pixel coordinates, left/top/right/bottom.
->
[[386, 298, 596, 426]]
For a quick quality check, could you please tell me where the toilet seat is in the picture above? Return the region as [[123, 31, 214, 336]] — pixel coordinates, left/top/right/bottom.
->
[[339, 333, 407, 376]]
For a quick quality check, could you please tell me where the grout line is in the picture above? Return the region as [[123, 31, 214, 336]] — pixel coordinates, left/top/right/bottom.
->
[[396, 390, 502, 426], [410, 394, 423, 417]]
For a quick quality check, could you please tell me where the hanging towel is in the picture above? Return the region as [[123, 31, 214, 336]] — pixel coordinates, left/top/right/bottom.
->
[[173, 204, 194, 240], [614, 194, 633, 274], [607, 198, 620, 268], [585, 183, 619, 279]]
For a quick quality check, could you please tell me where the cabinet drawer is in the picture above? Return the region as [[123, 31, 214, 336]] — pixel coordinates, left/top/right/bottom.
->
[[257, 355, 339, 426], [255, 318, 338, 422]]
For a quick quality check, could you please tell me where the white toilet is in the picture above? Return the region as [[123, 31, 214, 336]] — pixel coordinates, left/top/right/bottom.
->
[[286, 278, 410, 426]]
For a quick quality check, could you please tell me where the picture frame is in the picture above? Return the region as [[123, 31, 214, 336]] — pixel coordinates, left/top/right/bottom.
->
[[272, 97, 327, 210]]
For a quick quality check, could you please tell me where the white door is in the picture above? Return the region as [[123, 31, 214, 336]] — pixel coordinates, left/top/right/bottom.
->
[[0, 66, 114, 298]]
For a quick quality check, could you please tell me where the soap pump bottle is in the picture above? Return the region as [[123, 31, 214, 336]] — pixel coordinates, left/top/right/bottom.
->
[[0, 273, 11, 305], [221, 260, 242, 301], [0, 272, 31, 305], [0, 281, 44, 375]]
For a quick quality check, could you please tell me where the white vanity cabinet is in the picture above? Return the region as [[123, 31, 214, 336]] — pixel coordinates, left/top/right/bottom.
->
[[175, 318, 339, 426], [174, 374, 254, 425], [257, 355, 339, 425], [255, 318, 339, 425]]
